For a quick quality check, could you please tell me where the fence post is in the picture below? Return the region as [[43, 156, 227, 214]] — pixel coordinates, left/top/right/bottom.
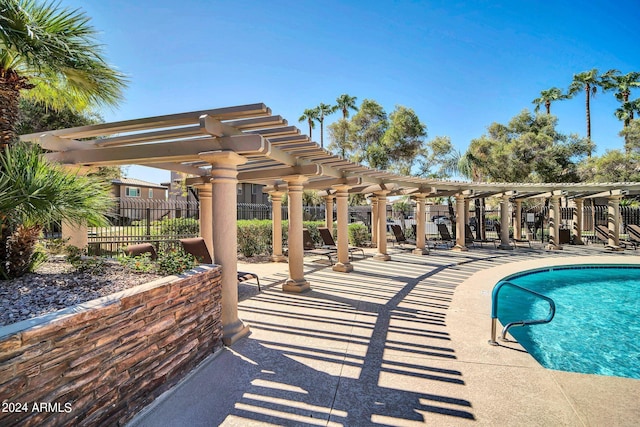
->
[[146, 208, 151, 240]]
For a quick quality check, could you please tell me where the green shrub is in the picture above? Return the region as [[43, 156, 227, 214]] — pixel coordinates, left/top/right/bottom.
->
[[237, 220, 272, 257], [118, 252, 155, 273], [152, 217, 199, 236], [348, 223, 370, 246], [157, 248, 198, 275]]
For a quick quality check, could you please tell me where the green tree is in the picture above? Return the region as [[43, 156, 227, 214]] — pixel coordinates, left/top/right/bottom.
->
[[335, 94, 358, 119], [416, 136, 457, 178], [314, 102, 336, 148], [0, 0, 127, 146], [532, 87, 569, 114], [327, 118, 356, 158], [0, 143, 113, 278], [619, 118, 640, 154], [578, 149, 640, 182], [382, 105, 427, 175], [298, 108, 318, 140], [568, 69, 615, 154], [351, 99, 389, 168], [468, 110, 592, 183]]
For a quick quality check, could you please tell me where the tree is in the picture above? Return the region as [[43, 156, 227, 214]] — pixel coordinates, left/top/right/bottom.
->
[[0, 143, 112, 278], [327, 118, 356, 158], [335, 94, 358, 119], [382, 105, 427, 175], [298, 108, 318, 141], [578, 149, 640, 182], [467, 110, 592, 183], [0, 0, 127, 147], [619, 118, 640, 154], [350, 99, 389, 169], [416, 136, 457, 178], [568, 69, 615, 155], [532, 87, 569, 114], [314, 102, 336, 148]]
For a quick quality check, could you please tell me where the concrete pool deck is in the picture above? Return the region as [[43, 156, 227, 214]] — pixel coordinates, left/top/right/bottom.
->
[[129, 244, 640, 426]]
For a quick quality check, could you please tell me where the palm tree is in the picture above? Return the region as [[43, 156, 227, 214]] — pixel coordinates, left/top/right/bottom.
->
[[568, 69, 614, 155], [335, 94, 358, 119], [0, 143, 112, 279], [0, 0, 127, 147], [603, 71, 640, 124], [314, 102, 337, 148], [532, 87, 568, 114], [298, 108, 319, 140], [615, 99, 640, 152]]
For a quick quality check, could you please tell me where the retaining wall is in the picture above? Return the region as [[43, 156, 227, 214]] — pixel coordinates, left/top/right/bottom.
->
[[0, 265, 223, 426]]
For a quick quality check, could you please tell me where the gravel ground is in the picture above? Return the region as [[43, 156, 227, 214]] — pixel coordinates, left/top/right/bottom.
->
[[0, 259, 162, 327]]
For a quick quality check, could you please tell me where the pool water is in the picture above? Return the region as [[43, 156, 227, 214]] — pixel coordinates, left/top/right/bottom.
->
[[497, 265, 640, 379]]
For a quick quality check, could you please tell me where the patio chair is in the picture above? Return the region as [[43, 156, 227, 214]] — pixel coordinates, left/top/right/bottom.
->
[[435, 223, 455, 248], [301, 228, 335, 264], [318, 227, 365, 259], [627, 224, 640, 245], [595, 225, 636, 250], [125, 243, 158, 260], [464, 224, 481, 248], [179, 237, 260, 291], [390, 224, 420, 251]]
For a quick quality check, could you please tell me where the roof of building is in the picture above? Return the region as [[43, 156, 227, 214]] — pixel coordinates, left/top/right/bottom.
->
[[112, 178, 168, 189]]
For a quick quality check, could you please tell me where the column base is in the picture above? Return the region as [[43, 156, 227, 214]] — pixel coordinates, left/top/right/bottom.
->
[[373, 253, 391, 261], [546, 244, 563, 251], [413, 248, 429, 255], [572, 238, 585, 245], [498, 243, 514, 250], [283, 278, 311, 293], [606, 245, 624, 252], [452, 244, 469, 252], [270, 254, 287, 262], [333, 262, 353, 272], [222, 319, 250, 346]]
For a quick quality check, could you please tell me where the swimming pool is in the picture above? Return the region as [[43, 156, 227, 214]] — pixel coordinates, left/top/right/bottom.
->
[[496, 265, 640, 379]]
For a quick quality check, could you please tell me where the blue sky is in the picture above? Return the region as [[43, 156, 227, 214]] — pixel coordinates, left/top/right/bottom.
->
[[66, 0, 640, 184]]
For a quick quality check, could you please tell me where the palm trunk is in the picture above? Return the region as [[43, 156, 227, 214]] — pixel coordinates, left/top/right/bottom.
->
[[307, 119, 313, 140], [0, 69, 31, 148], [585, 84, 591, 156], [545, 100, 551, 115], [320, 120, 324, 148]]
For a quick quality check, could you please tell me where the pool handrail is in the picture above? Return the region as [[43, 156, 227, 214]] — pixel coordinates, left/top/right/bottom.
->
[[489, 280, 556, 346]]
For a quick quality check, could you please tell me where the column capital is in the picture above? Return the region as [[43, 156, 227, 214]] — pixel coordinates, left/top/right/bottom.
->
[[374, 190, 390, 197], [413, 193, 428, 201], [199, 150, 247, 166], [267, 190, 285, 198], [282, 174, 309, 185], [332, 183, 351, 193]]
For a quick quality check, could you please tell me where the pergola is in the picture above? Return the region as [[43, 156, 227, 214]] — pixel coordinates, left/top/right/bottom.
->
[[20, 103, 640, 344]]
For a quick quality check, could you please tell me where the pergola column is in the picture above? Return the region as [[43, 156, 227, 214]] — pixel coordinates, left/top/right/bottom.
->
[[195, 183, 213, 257], [61, 166, 92, 250], [269, 190, 287, 262], [413, 194, 428, 255], [453, 194, 468, 251], [200, 151, 249, 345], [370, 196, 378, 247], [572, 198, 585, 245], [325, 194, 334, 230], [498, 194, 513, 250], [607, 195, 623, 249], [283, 175, 311, 292], [332, 185, 353, 272], [514, 199, 522, 240], [548, 195, 562, 250], [373, 191, 391, 261]]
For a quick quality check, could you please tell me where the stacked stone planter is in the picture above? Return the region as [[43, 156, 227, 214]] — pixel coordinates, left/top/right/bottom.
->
[[0, 265, 223, 426]]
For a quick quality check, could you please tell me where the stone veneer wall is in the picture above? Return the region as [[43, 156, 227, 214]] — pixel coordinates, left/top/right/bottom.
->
[[0, 265, 223, 426]]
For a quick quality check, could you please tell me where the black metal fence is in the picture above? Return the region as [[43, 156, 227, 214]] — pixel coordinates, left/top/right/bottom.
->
[[87, 198, 200, 256]]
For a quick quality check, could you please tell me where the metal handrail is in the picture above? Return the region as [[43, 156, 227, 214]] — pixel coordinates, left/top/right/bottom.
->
[[489, 280, 556, 345]]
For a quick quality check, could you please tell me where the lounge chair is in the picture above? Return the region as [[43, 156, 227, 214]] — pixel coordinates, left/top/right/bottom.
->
[[435, 223, 455, 248], [627, 224, 640, 245], [179, 237, 261, 291], [595, 225, 636, 250], [301, 228, 335, 263], [125, 243, 157, 260], [318, 227, 365, 259], [464, 224, 481, 248], [390, 224, 420, 251]]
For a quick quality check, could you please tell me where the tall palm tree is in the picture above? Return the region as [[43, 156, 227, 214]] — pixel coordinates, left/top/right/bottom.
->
[[298, 108, 319, 140], [314, 102, 337, 148], [568, 69, 614, 155], [603, 71, 640, 125], [335, 94, 358, 119], [0, 143, 112, 278], [532, 87, 568, 114], [615, 99, 640, 152], [0, 0, 127, 147]]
